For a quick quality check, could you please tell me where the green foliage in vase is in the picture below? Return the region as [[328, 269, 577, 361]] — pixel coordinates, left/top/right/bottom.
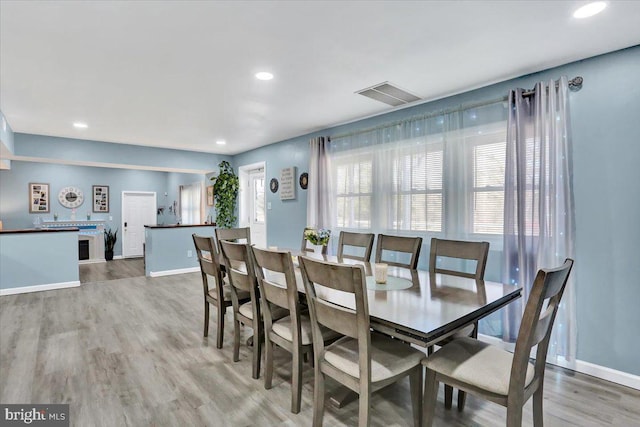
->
[[211, 160, 239, 229], [104, 228, 118, 251]]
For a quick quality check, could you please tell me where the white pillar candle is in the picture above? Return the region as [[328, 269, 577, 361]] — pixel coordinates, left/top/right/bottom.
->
[[374, 263, 388, 284]]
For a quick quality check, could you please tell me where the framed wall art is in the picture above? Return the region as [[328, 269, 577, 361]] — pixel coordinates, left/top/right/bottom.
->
[[92, 185, 110, 213], [206, 185, 214, 206], [29, 182, 50, 213]]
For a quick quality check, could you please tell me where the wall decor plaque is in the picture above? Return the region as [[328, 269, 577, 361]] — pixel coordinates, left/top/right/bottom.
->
[[299, 172, 309, 190], [280, 167, 296, 200], [92, 185, 109, 212], [269, 178, 279, 193]]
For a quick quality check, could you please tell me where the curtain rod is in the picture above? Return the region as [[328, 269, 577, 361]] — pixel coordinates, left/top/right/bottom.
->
[[331, 76, 584, 140], [331, 96, 507, 140], [521, 76, 583, 97]]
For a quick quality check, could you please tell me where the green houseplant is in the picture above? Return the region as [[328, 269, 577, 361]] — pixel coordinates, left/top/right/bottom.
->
[[210, 160, 239, 228], [104, 228, 118, 261]]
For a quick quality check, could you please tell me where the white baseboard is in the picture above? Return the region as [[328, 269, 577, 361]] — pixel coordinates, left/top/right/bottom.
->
[[113, 255, 125, 260], [478, 333, 639, 390], [0, 281, 81, 296], [149, 267, 200, 277], [79, 259, 106, 265]]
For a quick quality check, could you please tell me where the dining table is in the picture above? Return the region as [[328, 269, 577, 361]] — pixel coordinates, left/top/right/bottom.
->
[[265, 250, 522, 408]]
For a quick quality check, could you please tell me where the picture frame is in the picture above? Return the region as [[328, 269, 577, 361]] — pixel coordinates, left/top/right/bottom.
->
[[92, 185, 110, 213], [206, 185, 214, 206], [29, 182, 50, 213]]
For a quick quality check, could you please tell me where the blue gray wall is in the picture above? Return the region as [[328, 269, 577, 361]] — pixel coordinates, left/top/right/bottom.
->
[[234, 46, 640, 375]]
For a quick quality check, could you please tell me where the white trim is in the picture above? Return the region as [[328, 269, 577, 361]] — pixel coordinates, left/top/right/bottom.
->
[[79, 258, 106, 265], [113, 255, 125, 260], [149, 267, 200, 277], [0, 281, 81, 296], [478, 334, 639, 390]]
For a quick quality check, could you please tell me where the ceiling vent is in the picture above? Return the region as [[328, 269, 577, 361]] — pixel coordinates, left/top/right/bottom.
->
[[356, 82, 421, 107]]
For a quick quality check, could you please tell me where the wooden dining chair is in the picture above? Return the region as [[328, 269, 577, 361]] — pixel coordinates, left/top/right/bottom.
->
[[374, 234, 423, 269], [219, 240, 263, 379], [301, 227, 328, 255], [215, 227, 251, 254], [251, 246, 339, 413], [336, 231, 375, 262], [299, 256, 425, 427], [192, 234, 249, 348], [428, 237, 490, 410], [422, 259, 574, 427]]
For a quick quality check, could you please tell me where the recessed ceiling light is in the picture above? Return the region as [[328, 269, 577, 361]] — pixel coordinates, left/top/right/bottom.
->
[[73, 122, 88, 129], [255, 72, 274, 81], [573, 2, 607, 19], [216, 140, 226, 145]]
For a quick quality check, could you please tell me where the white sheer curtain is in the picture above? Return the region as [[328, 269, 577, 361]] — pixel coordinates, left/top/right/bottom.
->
[[180, 182, 202, 225], [327, 101, 508, 269], [503, 76, 576, 363], [307, 136, 333, 230]]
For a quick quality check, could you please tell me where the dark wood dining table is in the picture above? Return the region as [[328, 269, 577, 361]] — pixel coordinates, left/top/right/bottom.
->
[[265, 251, 522, 408]]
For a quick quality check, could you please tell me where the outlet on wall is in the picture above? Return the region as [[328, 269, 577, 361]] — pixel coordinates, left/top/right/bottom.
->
[[187, 250, 193, 257]]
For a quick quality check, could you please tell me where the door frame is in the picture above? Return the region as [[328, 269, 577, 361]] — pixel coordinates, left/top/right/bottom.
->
[[239, 162, 267, 244], [121, 191, 157, 258]]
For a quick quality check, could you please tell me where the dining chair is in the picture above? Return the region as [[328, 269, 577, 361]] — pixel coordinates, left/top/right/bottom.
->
[[374, 234, 423, 269], [336, 231, 375, 262], [192, 234, 249, 348], [299, 256, 425, 427], [219, 240, 263, 379], [251, 246, 339, 413], [422, 259, 574, 427], [428, 237, 490, 410], [301, 227, 328, 255]]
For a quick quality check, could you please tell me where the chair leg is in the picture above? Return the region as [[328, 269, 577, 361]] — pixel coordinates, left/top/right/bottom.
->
[[252, 326, 262, 379], [203, 301, 210, 337], [457, 389, 467, 412], [358, 387, 370, 427], [216, 305, 225, 349], [409, 366, 423, 427], [422, 368, 439, 427], [506, 405, 523, 427], [233, 317, 240, 363], [312, 367, 325, 427], [444, 385, 453, 409], [291, 347, 303, 414], [264, 338, 274, 389], [533, 385, 544, 427]]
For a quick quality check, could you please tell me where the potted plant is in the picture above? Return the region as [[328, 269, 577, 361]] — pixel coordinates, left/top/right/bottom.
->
[[210, 160, 239, 228], [104, 228, 118, 261]]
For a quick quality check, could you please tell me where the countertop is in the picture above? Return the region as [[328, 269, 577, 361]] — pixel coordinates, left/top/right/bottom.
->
[[0, 227, 80, 234], [144, 224, 216, 229]]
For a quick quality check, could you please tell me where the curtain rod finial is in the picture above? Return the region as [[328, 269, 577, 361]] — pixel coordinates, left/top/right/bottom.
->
[[569, 76, 583, 91]]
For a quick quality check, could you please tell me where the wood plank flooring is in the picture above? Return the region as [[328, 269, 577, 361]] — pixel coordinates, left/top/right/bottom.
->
[[1, 272, 639, 426], [79, 258, 145, 283]]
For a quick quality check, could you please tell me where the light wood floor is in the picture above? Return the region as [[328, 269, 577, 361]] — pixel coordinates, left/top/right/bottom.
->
[[79, 258, 145, 283], [1, 272, 638, 426]]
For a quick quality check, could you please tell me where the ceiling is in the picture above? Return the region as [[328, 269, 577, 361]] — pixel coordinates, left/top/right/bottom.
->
[[1, 1, 639, 156]]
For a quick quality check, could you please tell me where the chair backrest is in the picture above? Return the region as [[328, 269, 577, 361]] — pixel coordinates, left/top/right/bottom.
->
[[219, 240, 260, 313], [192, 234, 223, 297], [374, 234, 423, 269], [299, 256, 371, 376], [429, 238, 490, 280], [301, 227, 328, 255], [337, 231, 375, 262], [510, 259, 574, 396], [215, 227, 251, 254], [251, 247, 302, 344]]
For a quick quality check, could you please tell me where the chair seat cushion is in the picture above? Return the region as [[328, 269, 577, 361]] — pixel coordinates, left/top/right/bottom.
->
[[324, 333, 424, 383], [239, 302, 287, 321], [272, 314, 340, 345], [208, 285, 249, 302], [423, 336, 535, 396]]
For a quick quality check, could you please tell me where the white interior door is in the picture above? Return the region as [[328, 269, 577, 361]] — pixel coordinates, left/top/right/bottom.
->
[[122, 191, 157, 257], [239, 163, 267, 248]]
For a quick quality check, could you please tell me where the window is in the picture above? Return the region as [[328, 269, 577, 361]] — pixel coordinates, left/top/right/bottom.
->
[[180, 182, 202, 225], [329, 102, 508, 245]]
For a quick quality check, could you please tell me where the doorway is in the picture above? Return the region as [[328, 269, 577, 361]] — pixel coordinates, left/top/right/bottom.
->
[[122, 191, 157, 257], [239, 162, 267, 248]]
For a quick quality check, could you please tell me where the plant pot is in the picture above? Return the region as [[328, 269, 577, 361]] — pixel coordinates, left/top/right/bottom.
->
[[105, 250, 114, 261]]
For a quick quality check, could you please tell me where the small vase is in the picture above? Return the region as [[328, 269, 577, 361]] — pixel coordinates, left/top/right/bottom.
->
[[312, 244, 325, 254]]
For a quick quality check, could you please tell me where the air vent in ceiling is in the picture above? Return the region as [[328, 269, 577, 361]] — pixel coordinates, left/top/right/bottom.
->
[[356, 82, 421, 106]]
